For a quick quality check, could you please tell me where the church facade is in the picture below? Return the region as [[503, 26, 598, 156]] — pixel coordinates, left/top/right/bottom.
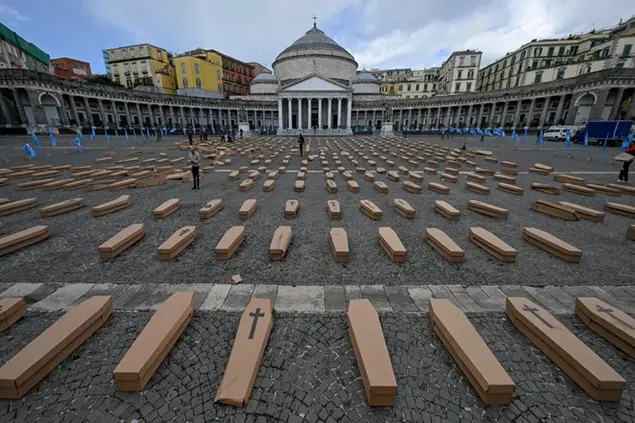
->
[[0, 24, 634, 134]]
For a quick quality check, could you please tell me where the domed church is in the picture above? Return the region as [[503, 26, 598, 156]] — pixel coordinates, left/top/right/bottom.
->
[[245, 20, 380, 135]]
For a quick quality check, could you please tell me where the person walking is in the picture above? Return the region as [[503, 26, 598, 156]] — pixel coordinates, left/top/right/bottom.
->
[[188, 146, 201, 190], [298, 133, 305, 156], [618, 145, 635, 182], [188, 128, 193, 145]]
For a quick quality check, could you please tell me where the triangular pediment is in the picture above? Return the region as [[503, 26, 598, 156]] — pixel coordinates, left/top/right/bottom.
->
[[280, 75, 349, 92]]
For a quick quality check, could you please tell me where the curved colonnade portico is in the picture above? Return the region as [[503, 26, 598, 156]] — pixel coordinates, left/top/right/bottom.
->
[[0, 23, 634, 134]]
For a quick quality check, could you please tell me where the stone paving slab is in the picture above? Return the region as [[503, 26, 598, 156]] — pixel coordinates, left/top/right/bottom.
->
[[3, 282, 635, 315]]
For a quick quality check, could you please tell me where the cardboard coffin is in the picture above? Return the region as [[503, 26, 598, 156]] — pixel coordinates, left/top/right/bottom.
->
[[506, 297, 625, 401], [493, 173, 516, 184], [500, 161, 517, 168], [554, 174, 585, 184], [378, 227, 406, 262], [468, 200, 508, 219], [585, 183, 621, 197], [531, 200, 579, 221], [534, 163, 553, 172], [423, 167, 437, 175], [239, 199, 257, 220], [263, 180, 275, 192], [425, 228, 464, 263], [269, 226, 292, 261], [558, 201, 604, 222], [408, 171, 423, 183], [215, 226, 245, 260], [444, 167, 459, 176], [522, 227, 582, 263], [153, 199, 180, 219], [158, 226, 196, 260], [393, 199, 415, 219], [229, 171, 240, 181], [92, 195, 131, 217], [484, 157, 498, 163], [239, 179, 254, 191], [0, 296, 112, 399], [607, 183, 635, 195], [475, 167, 495, 176], [199, 199, 223, 219], [604, 201, 635, 219], [0, 198, 38, 216], [430, 298, 515, 404], [466, 173, 486, 184], [387, 171, 400, 182], [325, 179, 338, 193], [295, 180, 305, 192], [466, 181, 490, 194], [330, 228, 349, 263], [327, 200, 341, 221], [364, 172, 376, 182], [98, 224, 145, 259], [0, 225, 49, 257], [497, 182, 524, 195], [614, 152, 634, 163], [215, 298, 273, 407], [531, 183, 560, 195], [528, 167, 550, 175], [428, 182, 449, 194], [374, 181, 388, 194], [39, 198, 84, 218], [469, 227, 516, 263], [575, 297, 635, 358], [360, 200, 382, 220], [435, 200, 460, 221], [285, 200, 299, 219], [18, 178, 55, 190], [562, 183, 595, 196], [296, 172, 306, 181], [109, 178, 137, 190], [114, 292, 194, 391], [403, 181, 422, 194], [440, 173, 458, 183], [347, 299, 397, 406], [0, 298, 26, 331]]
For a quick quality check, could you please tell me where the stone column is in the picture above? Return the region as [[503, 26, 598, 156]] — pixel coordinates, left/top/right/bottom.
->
[[337, 98, 342, 128], [554, 96, 566, 125], [69, 96, 81, 126], [408, 109, 413, 127], [626, 92, 635, 121], [609, 88, 625, 120], [169, 106, 176, 127], [538, 97, 550, 128], [56, 95, 70, 126], [278, 99, 283, 129], [307, 98, 312, 129], [417, 109, 422, 128], [318, 98, 323, 129], [476, 105, 484, 128], [526, 99, 536, 127], [110, 101, 119, 127], [347, 98, 352, 130], [135, 103, 143, 127], [501, 102, 510, 127], [287, 98, 292, 129], [466, 105, 473, 127], [297, 98, 302, 129], [124, 102, 133, 127], [487, 103, 496, 127], [149, 105, 157, 128], [180, 107, 186, 126], [97, 99, 107, 127], [512, 101, 522, 128], [11, 89, 28, 125], [158, 106, 165, 127], [83, 97, 94, 127], [0, 91, 12, 124], [328, 98, 332, 129]]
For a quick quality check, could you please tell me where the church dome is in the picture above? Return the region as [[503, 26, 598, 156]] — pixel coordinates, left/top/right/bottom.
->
[[352, 71, 379, 84], [272, 23, 358, 86], [251, 73, 278, 84]]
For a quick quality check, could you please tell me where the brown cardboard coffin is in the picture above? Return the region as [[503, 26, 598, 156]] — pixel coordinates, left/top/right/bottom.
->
[[364, 172, 376, 182], [327, 200, 341, 220], [585, 184, 621, 197], [500, 161, 517, 168], [501, 168, 519, 176], [403, 181, 422, 194], [248, 171, 260, 181], [493, 173, 516, 184], [428, 182, 449, 194], [435, 200, 460, 221], [575, 297, 635, 358], [92, 195, 131, 217], [360, 200, 382, 220], [506, 297, 625, 401], [558, 201, 604, 222], [348, 299, 397, 406], [239, 179, 254, 191], [528, 167, 550, 175], [444, 167, 459, 176], [215, 298, 273, 407], [0, 298, 26, 332], [562, 183, 595, 196], [393, 199, 415, 219], [440, 173, 458, 183], [475, 167, 495, 176], [216, 226, 245, 260], [285, 200, 299, 219], [425, 228, 464, 263], [263, 179, 275, 192], [0, 178, 8, 187], [534, 163, 553, 172], [531, 183, 560, 195], [347, 180, 359, 193], [468, 200, 508, 219], [604, 201, 635, 219], [296, 171, 306, 180], [325, 179, 338, 193], [466, 181, 490, 194], [554, 174, 585, 184], [374, 181, 388, 194], [239, 199, 257, 220], [114, 292, 194, 391], [607, 183, 635, 195], [423, 167, 437, 175], [330, 228, 349, 263], [387, 171, 400, 182], [469, 227, 516, 263], [229, 171, 240, 181], [378, 227, 406, 262], [18, 178, 55, 191], [0, 225, 49, 257], [466, 173, 486, 183], [408, 171, 423, 183], [0, 296, 112, 399], [153, 199, 180, 219], [108, 178, 137, 190], [39, 198, 84, 218], [158, 226, 196, 260], [268, 171, 279, 180], [0, 198, 38, 216], [497, 182, 524, 195], [531, 200, 579, 221], [269, 226, 292, 261], [430, 298, 515, 404], [199, 199, 223, 220], [98, 224, 144, 259], [522, 227, 582, 263], [295, 180, 305, 192]]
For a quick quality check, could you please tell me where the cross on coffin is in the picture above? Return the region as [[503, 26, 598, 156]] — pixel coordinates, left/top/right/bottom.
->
[[596, 304, 635, 330], [248, 308, 265, 340], [522, 304, 554, 329]]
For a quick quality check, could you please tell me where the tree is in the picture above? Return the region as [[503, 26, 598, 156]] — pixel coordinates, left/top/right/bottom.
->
[[87, 74, 120, 87]]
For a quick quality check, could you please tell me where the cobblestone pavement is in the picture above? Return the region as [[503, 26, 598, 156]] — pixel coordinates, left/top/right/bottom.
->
[[0, 311, 633, 423], [0, 135, 634, 287]]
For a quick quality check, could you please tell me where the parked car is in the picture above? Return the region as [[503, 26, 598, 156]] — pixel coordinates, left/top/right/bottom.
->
[[543, 128, 568, 141]]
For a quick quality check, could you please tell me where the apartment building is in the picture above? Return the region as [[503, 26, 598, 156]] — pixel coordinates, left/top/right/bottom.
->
[[0, 23, 51, 74], [51, 57, 92, 79], [173, 50, 223, 99], [437, 50, 482, 95]]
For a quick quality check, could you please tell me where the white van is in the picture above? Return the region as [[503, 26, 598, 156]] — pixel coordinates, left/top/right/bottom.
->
[[543, 128, 568, 141]]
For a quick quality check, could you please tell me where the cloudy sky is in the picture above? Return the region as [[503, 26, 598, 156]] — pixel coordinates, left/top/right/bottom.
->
[[1, 0, 633, 74]]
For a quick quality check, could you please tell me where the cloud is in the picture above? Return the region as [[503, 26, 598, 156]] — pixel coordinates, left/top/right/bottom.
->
[[0, 5, 29, 23], [83, 0, 631, 71]]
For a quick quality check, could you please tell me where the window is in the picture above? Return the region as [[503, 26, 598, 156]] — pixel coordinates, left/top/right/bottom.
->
[[122, 50, 128, 59], [218, 83, 222, 92], [457, 70, 463, 79], [534, 47, 542, 57], [195, 63, 200, 74], [534, 72, 542, 84], [407, 84, 411, 91], [470, 56, 476, 66], [547, 47, 554, 57], [415, 84, 419, 91], [532, 60, 538, 69], [455, 82, 461, 92], [557, 46, 565, 56], [158, 50, 163, 61], [424, 84, 428, 92], [182, 77, 188, 88], [132, 62, 138, 73], [467, 69, 474, 79], [569, 46, 578, 56], [520, 50, 526, 60], [126, 79, 132, 88], [466, 82, 472, 91], [124, 63, 129, 73], [459, 57, 464, 66], [141, 61, 147, 73], [129, 48, 134, 58], [623, 44, 632, 57], [511, 56, 516, 65], [556, 68, 565, 80], [217, 70, 221, 80], [398, 85, 403, 91], [138, 46, 144, 56]]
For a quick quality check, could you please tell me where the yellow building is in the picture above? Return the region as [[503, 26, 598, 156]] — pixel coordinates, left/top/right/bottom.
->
[[173, 50, 223, 98], [103, 44, 176, 95]]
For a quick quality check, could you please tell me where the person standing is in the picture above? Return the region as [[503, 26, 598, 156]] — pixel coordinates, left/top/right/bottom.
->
[[618, 145, 635, 182], [188, 128, 193, 145], [188, 146, 201, 190], [298, 133, 305, 156]]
